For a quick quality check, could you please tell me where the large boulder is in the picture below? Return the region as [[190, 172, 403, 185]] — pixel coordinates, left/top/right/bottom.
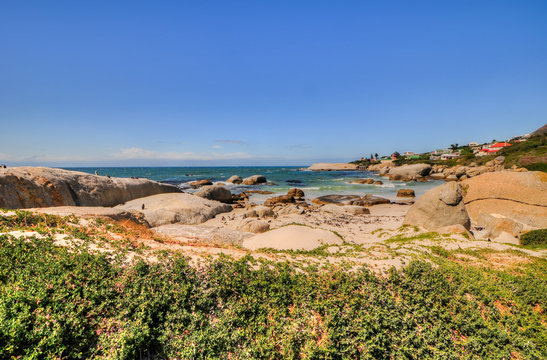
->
[[242, 225, 343, 250], [235, 218, 270, 234], [403, 182, 470, 231], [0, 167, 180, 209], [226, 175, 243, 184], [361, 194, 391, 206], [388, 164, 432, 181], [319, 204, 370, 215], [116, 193, 232, 227], [312, 194, 361, 206], [307, 163, 358, 171], [242, 175, 267, 185], [195, 185, 232, 203], [462, 171, 547, 228]]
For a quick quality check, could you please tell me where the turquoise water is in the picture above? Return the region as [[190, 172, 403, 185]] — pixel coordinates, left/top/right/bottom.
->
[[66, 167, 441, 203]]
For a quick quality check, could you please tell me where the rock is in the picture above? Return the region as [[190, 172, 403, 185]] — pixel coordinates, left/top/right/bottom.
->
[[462, 171, 547, 228], [275, 204, 306, 216], [242, 175, 267, 185], [454, 166, 468, 178], [388, 164, 432, 181], [397, 189, 415, 198], [0, 166, 180, 209], [466, 166, 489, 178], [349, 179, 375, 184], [494, 156, 505, 165], [232, 192, 249, 202], [312, 194, 361, 206], [485, 160, 495, 167], [152, 224, 252, 246], [116, 193, 232, 227], [245, 190, 274, 195], [254, 205, 275, 218], [189, 179, 213, 188], [287, 188, 305, 198], [226, 175, 243, 184], [403, 182, 470, 231], [195, 185, 232, 203], [236, 218, 270, 233], [242, 225, 343, 250], [437, 224, 472, 236], [29, 206, 147, 225], [459, 175, 468, 181], [242, 209, 258, 218], [319, 204, 370, 215], [361, 194, 391, 206], [264, 195, 295, 206], [307, 163, 358, 171], [477, 213, 523, 238], [374, 181, 384, 185], [445, 175, 458, 182], [428, 173, 446, 180], [378, 167, 391, 176]]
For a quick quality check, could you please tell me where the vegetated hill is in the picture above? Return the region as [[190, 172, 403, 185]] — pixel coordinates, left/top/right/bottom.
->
[[531, 122, 547, 136], [498, 134, 547, 172]]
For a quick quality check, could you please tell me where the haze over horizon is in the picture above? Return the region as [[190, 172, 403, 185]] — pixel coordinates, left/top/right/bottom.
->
[[1, 1, 546, 167]]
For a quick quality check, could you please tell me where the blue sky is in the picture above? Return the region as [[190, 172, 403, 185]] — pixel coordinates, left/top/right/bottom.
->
[[1, 0, 546, 166]]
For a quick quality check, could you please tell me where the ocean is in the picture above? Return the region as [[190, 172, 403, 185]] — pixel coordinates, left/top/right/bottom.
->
[[65, 167, 441, 203]]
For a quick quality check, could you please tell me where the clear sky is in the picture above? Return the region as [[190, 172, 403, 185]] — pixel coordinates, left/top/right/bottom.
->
[[1, 0, 546, 166]]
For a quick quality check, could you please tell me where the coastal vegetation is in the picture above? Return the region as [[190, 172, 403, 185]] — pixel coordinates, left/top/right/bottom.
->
[[353, 134, 547, 172], [0, 210, 546, 359]]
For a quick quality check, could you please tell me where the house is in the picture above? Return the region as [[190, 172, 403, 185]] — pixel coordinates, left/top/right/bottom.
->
[[403, 151, 416, 157], [489, 142, 511, 151], [468, 142, 479, 147], [440, 153, 460, 160]]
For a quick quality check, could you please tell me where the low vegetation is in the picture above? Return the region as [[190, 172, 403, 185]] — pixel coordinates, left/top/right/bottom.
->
[[520, 229, 547, 246], [0, 210, 546, 359]]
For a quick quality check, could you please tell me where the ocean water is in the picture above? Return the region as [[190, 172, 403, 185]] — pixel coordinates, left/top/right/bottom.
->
[[66, 167, 441, 203]]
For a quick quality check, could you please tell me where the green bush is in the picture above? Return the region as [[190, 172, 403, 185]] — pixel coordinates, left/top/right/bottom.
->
[[0, 234, 546, 359], [520, 228, 547, 245]]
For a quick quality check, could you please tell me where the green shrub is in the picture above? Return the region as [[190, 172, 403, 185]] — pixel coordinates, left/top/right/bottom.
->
[[520, 228, 547, 245]]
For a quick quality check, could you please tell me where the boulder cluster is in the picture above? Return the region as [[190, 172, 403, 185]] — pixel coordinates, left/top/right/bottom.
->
[[368, 156, 528, 183]]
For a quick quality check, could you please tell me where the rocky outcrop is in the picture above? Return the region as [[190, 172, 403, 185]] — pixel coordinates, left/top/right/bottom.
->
[[319, 204, 370, 215], [226, 175, 243, 184], [264, 195, 295, 206], [462, 171, 547, 228], [397, 189, 415, 198], [243, 205, 275, 219], [349, 179, 375, 184], [387, 164, 432, 181], [189, 179, 213, 188], [242, 175, 267, 185], [195, 185, 233, 203], [116, 193, 232, 227], [360, 195, 391, 206], [403, 182, 471, 232], [312, 195, 361, 206], [235, 218, 270, 234], [307, 163, 358, 171], [242, 225, 343, 250], [287, 188, 305, 198], [0, 167, 180, 209]]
